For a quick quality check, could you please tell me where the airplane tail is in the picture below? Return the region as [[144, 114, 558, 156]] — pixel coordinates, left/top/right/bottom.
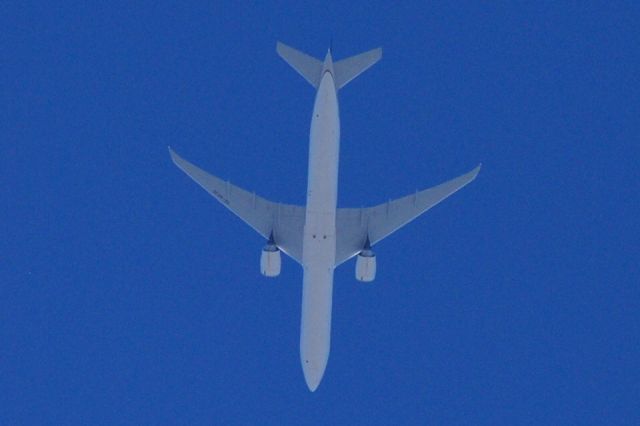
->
[[276, 42, 382, 90]]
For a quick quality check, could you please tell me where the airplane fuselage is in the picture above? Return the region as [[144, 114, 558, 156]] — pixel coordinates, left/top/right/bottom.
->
[[300, 54, 339, 391]]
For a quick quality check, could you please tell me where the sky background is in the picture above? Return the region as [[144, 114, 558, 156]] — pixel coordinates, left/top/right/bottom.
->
[[2, 2, 639, 424]]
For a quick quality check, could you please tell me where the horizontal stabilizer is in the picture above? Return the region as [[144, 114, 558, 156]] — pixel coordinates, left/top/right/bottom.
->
[[277, 41, 382, 90], [276, 42, 323, 88], [334, 47, 382, 89]]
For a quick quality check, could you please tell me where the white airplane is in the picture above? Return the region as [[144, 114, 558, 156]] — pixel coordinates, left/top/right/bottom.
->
[[169, 42, 480, 392]]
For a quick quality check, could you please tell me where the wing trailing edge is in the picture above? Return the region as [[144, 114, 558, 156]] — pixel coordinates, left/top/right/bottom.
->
[[169, 147, 305, 264], [335, 165, 481, 265]]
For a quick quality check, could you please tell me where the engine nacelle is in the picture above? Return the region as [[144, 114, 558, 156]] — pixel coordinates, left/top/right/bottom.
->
[[355, 249, 376, 282], [260, 244, 281, 277]]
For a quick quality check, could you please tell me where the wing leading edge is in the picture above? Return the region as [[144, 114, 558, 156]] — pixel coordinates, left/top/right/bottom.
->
[[169, 147, 305, 263], [335, 164, 481, 265]]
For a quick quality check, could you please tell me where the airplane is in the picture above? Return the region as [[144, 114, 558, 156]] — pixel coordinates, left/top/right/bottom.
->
[[169, 42, 480, 392]]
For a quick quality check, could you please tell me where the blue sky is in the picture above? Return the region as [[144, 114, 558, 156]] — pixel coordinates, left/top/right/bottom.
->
[[3, 2, 638, 424]]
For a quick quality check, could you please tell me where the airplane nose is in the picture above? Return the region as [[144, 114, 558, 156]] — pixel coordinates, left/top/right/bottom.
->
[[302, 357, 327, 392]]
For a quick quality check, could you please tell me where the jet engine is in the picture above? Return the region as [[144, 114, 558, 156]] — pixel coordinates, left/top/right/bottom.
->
[[260, 243, 281, 277], [355, 248, 376, 282]]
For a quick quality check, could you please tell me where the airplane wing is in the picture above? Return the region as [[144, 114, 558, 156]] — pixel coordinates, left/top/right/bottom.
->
[[334, 165, 481, 266], [169, 147, 305, 263]]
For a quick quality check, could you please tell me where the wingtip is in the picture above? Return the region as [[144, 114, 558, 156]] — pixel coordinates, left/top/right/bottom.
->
[[471, 163, 482, 178], [168, 146, 181, 165]]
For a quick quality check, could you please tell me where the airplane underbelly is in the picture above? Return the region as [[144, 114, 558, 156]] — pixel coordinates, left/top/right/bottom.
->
[[300, 264, 334, 390]]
